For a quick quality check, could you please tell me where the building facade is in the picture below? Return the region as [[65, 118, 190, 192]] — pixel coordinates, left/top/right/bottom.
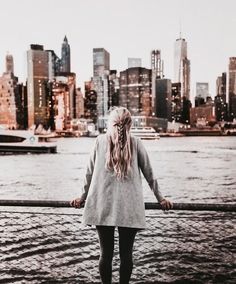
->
[[215, 72, 227, 121], [228, 57, 236, 120], [92, 48, 110, 117], [84, 81, 97, 122], [0, 54, 27, 129], [60, 36, 71, 73], [156, 78, 172, 121], [119, 67, 152, 116], [171, 82, 182, 122], [174, 37, 190, 100], [27, 44, 56, 129], [151, 50, 164, 116], [52, 73, 76, 131]]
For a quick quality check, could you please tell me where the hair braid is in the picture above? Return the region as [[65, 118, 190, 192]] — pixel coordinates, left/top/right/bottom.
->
[[106, 107, 133, 180]]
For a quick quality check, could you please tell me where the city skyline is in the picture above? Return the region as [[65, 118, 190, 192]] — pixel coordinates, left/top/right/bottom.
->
[[0, 0, 236, 102]]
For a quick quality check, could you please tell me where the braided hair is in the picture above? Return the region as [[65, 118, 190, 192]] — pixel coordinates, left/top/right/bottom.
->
[[106, 107, 132, 180]]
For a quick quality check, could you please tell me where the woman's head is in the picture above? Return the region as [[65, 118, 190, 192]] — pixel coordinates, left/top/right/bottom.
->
[[106, 107, 133, 180]]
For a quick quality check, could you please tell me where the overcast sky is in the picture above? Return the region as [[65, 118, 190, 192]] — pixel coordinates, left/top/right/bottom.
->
[[0, 0, 236, 102]]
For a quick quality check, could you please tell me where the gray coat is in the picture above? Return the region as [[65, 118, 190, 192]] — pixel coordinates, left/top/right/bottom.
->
[[81, 134, 164, 229]]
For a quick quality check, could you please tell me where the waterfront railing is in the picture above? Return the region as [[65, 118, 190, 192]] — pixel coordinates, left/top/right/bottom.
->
[[0, 200, 235, 283]]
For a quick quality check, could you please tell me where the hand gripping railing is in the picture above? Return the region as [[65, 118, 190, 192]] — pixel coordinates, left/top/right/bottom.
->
[[0, 199, 235, 212]]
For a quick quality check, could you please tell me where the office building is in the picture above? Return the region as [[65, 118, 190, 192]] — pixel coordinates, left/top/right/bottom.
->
[[27, 44, 55, 128], [6, 54, 14, 74], [0, 54, 27, 129], [228, 57, 236, 120], [156, 78, 172, 121], [151, 50, 164, 116], [75, 88, 84, 118], [52, 73, 76, 130], [171, 82, 182, 122], [92, 48, 110, 116], [174, 36, 190, 100], [119, 67, 152, 116], [60, 36, 71, 73], [215, 72, 227, 121], [84, 81, 97, 122]]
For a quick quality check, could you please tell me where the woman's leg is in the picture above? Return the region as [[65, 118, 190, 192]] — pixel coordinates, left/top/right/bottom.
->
[[96, 225, 115, 284], [118, 227, 138, 284]]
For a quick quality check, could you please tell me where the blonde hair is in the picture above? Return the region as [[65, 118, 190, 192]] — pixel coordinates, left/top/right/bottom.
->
[[106, 107, 132, 180]]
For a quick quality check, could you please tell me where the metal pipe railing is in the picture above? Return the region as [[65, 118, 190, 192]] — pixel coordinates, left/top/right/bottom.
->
[[0, 200, 235, 212]]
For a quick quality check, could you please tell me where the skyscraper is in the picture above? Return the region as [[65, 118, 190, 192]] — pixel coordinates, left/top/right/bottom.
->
[[92, 48, 110, 116], [6, 54, 14, 74], [93, 48, 110, 77], [61, 36, 71, 73], [151, 50, 164, 116], [215, 72, 227, 121], [27, 44, 55, 128], [156, 78, 172, 121], [174, 37, 190, 100], [119, 67, 152, 116], [228, 57, 236, 120]]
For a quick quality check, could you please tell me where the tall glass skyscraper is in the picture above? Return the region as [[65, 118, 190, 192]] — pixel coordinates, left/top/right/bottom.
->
[[27, 45, 55, 128], [92, 48, 110, 116], [174, 37, 190, 100]]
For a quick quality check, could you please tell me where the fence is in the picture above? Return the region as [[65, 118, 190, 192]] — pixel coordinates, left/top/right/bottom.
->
[[0, 200, 235, 284]]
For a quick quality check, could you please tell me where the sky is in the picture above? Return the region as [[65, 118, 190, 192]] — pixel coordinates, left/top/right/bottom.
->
[[0, 0, 236, 103]]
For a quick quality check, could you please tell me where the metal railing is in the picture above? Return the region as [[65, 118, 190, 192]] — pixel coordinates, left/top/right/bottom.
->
[[0, 199, 236, 211], [0, 200, 235, 284]]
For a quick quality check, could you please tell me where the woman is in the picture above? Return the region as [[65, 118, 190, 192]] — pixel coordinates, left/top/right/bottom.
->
[[71, 107, 172, 284]]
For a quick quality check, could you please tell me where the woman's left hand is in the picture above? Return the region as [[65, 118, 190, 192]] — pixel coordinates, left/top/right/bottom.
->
[[70, 197, 85, 208], [160, 199, 173, 211]]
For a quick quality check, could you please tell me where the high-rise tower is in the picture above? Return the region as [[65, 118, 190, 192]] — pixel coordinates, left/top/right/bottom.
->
[[174, 36, 190, 100], [228, 57, 236, 120], [151, 50, 164, 116], [61, 36, 71, 73], [27, 44, 55, 128], [6, 54, 14, 74], [92, 48, 110, 117]]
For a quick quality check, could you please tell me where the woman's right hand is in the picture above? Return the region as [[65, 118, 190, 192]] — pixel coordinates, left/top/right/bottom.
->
[[70, 198, 85, 208], [160, 199, 173, 211]]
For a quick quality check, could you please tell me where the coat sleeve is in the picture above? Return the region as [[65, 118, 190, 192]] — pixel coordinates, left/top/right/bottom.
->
[[137, 138, 164, 202], [80, 138, 98, 200]]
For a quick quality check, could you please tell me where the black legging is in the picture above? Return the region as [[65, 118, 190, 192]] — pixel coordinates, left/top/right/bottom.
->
[[96, 225, 138, 284]]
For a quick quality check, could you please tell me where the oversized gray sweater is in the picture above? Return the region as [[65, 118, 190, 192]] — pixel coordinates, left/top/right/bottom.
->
[[81, 134, 164, 229]]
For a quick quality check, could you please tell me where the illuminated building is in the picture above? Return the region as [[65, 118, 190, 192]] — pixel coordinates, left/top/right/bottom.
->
[[92, 48, 110, 116], [84, 81, 97, 122], [215, 72, 227, 121], [75, 88, 84, 118], [228, 57, 236, 120], [109, 70, 119, 108], [27, 44, 56, 129], [119, 67, 152, 116], [52, 73, 76, 130], [171, 82, 182, 122]]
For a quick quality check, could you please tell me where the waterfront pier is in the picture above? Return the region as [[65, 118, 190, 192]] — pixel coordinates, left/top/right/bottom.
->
[[0, 200, 235, 283]]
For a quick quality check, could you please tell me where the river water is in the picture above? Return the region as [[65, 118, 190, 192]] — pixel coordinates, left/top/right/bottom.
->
[[0, 136, 235, 283]]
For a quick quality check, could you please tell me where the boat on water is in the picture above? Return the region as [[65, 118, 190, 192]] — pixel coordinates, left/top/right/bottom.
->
[[0, 130, 57, 154], [130, 127, 160, 140]]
